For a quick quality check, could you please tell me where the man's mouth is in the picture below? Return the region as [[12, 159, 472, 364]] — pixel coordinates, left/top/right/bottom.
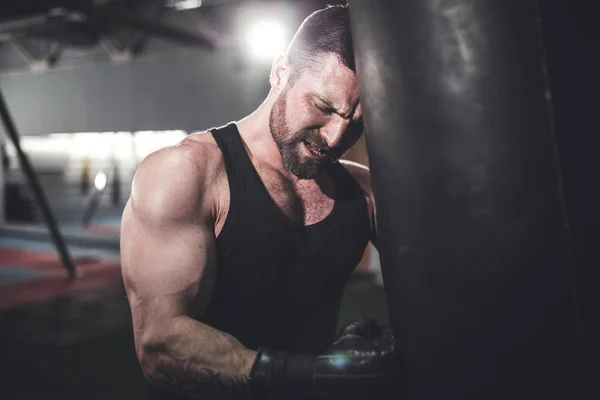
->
[[303, 141, 329, 160]]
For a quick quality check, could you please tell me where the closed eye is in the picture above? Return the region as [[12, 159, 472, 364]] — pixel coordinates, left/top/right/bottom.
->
[[316, 104, 334, 116]]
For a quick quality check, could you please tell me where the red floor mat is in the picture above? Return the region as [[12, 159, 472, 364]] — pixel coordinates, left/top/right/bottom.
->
[[84, 225, 120, 235], [0, 247, 122, 310]]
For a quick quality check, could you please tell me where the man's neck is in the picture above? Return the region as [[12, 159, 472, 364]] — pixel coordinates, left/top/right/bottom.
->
[[236, 102, 288, 175]]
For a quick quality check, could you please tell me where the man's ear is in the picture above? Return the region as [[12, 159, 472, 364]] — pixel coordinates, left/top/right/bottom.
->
[[269, 53, 292, 93]]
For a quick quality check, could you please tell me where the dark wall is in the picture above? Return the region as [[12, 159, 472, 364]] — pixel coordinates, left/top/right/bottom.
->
[[0, 49, 272, 136]]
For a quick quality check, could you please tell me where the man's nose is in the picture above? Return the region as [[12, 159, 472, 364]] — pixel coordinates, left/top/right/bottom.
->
[[321, 116, 350, 149]]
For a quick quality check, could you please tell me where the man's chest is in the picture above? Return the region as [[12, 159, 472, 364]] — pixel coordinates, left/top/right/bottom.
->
[[254, 165, 336, 225]]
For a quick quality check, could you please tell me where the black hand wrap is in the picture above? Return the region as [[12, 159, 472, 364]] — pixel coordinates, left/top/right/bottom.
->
[[249, 319, 398, 400], [313, 319, 397, 398], [249, 349, 316, 399]]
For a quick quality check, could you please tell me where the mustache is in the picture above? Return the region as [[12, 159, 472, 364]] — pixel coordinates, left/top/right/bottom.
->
[[299, 130, 333, 155]]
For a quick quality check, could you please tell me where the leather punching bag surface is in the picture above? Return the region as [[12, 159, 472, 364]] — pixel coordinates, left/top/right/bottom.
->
[[348, 1, 581, 399]]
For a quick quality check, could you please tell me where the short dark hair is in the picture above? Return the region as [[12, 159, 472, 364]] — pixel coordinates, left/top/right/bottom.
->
[[286, 4, 354, 85]]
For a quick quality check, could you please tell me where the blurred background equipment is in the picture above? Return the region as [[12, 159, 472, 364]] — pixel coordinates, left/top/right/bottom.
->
[[80, 155, 90, 195], [110, 159, 121, 207], [2, 130, 187, 230], [81, 171, 108, 227], [0, 84, 77, 278]]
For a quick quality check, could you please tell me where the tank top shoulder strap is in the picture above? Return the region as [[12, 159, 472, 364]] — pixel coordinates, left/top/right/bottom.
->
[[209, 123, 261, 191]]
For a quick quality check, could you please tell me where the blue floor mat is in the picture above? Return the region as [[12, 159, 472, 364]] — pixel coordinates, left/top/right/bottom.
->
[[0, 265, 48, 286]]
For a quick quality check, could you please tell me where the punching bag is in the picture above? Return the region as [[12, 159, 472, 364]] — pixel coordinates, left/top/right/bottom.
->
[[348, 1, 581, 399]]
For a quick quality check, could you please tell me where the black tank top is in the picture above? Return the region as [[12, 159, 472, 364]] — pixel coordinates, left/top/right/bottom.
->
[[200, 123, 372, 354]]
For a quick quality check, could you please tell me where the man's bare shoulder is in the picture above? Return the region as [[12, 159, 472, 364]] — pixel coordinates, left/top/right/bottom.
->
[[180, 130, 223, 161], [339, 159, 372, 196], [185, 130, 219, 147], [139, 131, 224, 188], [130, 131, 225, 222]]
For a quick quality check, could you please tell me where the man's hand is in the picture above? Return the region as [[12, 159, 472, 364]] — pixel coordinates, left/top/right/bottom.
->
[[250, 319, 398, 399]]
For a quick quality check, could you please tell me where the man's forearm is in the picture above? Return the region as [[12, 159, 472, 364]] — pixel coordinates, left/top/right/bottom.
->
[[142, 316, 257, 399]]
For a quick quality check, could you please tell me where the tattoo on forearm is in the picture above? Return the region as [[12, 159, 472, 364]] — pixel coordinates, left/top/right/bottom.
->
[[152, 356, 252, 400]]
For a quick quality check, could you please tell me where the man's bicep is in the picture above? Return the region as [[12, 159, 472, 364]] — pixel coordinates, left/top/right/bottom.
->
[[121, 201, 217, 332]]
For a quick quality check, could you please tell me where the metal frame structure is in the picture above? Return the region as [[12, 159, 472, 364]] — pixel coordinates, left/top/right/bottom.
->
[[0, 1, 218, 73], [0, 85, 77, 278]]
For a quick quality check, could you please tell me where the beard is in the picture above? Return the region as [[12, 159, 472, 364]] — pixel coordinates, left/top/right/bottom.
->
[[269, 91, 335, 179]]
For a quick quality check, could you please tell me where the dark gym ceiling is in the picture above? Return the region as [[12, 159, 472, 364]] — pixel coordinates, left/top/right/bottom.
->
[[0, 0, 344, 73]]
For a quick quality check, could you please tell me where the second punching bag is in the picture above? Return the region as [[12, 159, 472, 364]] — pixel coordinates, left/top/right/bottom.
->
[[348, 1, 581, 399]]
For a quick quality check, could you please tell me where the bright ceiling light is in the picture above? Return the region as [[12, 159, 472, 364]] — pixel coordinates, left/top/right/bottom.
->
[[246, 20, 286, 62], [94, 172, 108, 191], [165, 0, 202, 11]]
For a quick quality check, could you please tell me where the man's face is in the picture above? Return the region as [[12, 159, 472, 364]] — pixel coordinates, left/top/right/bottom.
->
[[269, 54, 364, 180]]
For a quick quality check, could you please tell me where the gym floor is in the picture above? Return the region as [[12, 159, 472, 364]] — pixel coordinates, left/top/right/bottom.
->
[[0, 217, 389, 400]]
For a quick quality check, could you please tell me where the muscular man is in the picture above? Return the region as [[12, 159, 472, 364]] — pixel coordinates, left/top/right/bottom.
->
[[121, 5, 396, 400]]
